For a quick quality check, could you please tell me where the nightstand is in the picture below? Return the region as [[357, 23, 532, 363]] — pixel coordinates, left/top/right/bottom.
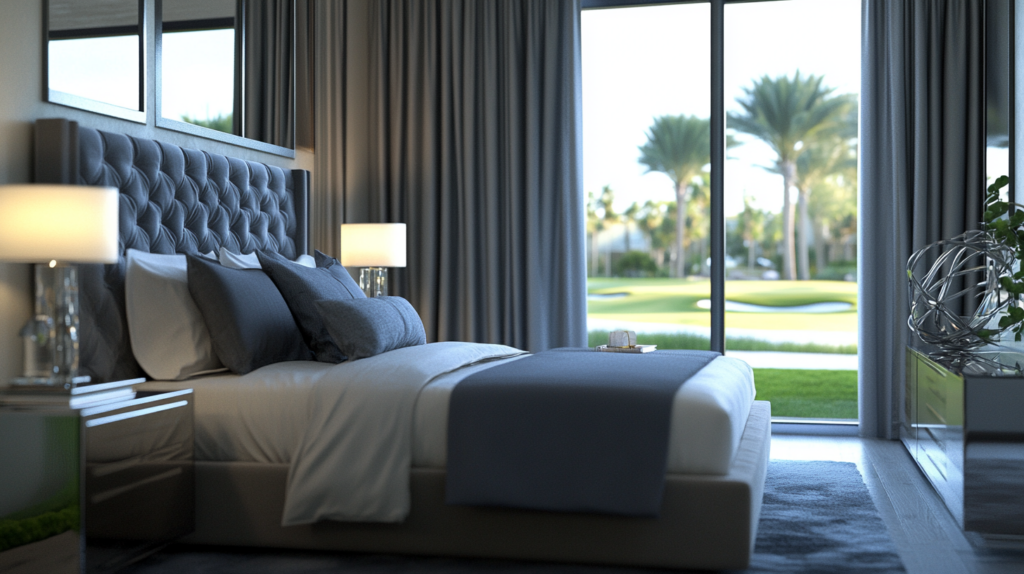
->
[[0, 381, 195, 574]]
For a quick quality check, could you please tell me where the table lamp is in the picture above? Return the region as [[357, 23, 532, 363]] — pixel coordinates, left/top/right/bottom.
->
[[0, 184, 119, 390], [340, 223, 407, 297]]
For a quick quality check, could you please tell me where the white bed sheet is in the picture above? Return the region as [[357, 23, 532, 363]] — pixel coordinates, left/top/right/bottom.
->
[[139, 353, 755, 476]]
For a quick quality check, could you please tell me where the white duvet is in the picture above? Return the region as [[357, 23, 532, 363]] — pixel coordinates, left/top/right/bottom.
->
[[140, 342, 755, 525]]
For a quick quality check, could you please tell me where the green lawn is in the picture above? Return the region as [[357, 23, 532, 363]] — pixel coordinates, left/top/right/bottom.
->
[[586, 332, 858, 419], [586, 278, 859, 420], [753, 368, 858, 419], [587, 278, 857, 333]]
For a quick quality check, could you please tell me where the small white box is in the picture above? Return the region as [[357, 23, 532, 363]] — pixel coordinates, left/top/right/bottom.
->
[[608, 330, 637, 348]]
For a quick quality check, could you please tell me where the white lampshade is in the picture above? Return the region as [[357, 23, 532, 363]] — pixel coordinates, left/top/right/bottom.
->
[[340, 223, 407, 267], [0, 184, 119, 263]]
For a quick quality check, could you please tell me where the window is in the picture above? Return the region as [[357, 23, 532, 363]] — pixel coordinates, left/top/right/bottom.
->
[[583, 0, 860, 421]]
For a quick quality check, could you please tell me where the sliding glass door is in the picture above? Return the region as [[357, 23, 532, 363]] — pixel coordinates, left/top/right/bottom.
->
[[582, 3, 713, 350], [582, 0, 861, 421]]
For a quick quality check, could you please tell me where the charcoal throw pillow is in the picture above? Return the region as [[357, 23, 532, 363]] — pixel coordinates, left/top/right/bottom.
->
[[313, 250, 366, 298], [186, 254, 312, 374], [257, 250, 363, 363], [314, 297, 426, 361]]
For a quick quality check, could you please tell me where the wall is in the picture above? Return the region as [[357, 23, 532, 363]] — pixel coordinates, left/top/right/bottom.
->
[[0, 0, 314, 382]]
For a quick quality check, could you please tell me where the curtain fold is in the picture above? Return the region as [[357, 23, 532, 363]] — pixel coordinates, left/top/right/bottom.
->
[[242, 0, 295, 149], [295, 0, 315, 150], [365, 0, 587, 352], [310, 0, 346, 257], [859, 0, 984, 439]]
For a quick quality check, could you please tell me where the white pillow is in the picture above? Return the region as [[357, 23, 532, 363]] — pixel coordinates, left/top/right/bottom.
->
[[125, 249, 225, 380], [218, 246, 315, 269]]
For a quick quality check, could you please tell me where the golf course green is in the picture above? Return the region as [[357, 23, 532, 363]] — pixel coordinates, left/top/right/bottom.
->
[[587, 278, 859, 419], [587, 278, 858, 332]]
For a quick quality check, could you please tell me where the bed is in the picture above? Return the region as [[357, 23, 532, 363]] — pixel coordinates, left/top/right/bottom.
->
[[34, 118, 771, 571]]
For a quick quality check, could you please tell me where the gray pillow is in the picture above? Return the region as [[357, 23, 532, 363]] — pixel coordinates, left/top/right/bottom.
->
[[314, 297, 426, 361], [186, 254, 312, 374], [313, 250, 365, 297], [257, 250, 363, 363]]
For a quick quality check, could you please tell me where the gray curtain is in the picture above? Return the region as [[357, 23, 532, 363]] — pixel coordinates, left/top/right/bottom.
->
[[860, 0, 984, 439], [365, 0, 587, 352], [242, 0, 295, 149], [310, 0, 346, 257], [295, 0, 315, 150]]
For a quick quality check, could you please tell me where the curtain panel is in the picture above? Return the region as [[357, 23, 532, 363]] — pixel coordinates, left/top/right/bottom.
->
[[310, 0, 346, 258], [242, 0, 295, 149], [364, 0, 587, 352], [860, 0, 984, 439]]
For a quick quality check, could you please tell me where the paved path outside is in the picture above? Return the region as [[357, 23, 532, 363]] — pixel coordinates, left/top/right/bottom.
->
[[727, 350, 858, 371]]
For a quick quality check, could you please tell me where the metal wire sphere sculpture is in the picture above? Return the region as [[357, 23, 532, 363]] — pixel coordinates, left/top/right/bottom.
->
[[907, 230, 1015, 352]]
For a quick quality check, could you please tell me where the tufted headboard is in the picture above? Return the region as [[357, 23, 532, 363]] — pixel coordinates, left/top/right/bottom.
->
[[33, 118, 310, 382]]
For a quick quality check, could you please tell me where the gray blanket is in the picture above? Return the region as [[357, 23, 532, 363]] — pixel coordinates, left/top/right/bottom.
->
[[445, 347, 720, 516]]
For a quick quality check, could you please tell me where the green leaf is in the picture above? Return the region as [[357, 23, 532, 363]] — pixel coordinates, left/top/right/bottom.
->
[[989, 175, 1010, 194]]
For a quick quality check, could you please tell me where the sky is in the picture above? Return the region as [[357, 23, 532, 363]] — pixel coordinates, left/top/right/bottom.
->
[[49, 36, 140, 110], [582, 0, 862, 217], [160, 30, 235, 122], [48, 29, 235, 124]]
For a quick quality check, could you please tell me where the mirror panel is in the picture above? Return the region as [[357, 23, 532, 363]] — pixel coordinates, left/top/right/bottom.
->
[[158, 0, 295, 153], [160, 0, 236, 134], [47, 0, 144, 121]]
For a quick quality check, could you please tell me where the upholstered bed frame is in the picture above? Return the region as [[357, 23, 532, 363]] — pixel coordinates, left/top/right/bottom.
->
[[33, 118, 770, 571], [33, 118, 309, 384]]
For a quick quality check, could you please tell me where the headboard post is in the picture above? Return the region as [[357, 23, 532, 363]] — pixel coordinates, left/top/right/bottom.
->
[[291, 169, 310, 255], [34, 118, 79, 184]]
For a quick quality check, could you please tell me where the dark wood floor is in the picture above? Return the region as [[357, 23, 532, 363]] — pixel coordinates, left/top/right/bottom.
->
[[771, 433, 1024, 574]]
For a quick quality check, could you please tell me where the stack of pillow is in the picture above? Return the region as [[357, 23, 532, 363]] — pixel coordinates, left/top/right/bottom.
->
[[124, 247, 426, 380]]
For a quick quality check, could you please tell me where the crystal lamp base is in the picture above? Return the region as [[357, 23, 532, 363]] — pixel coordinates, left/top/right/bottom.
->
[[359, 267, 389, 297]]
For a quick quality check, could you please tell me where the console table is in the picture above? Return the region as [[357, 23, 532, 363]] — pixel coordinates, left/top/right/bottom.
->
[[903, 346, 1024, 536]]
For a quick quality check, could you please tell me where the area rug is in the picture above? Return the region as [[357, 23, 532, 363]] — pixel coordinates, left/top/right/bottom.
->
[[125, 460, 905, 574]]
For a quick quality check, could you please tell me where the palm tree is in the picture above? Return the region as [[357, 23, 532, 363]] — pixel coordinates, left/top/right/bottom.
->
[[790, 134, 856, 278], [808, 169, 858, 271], [687, 172, 711, 275], [597, 186, 618, 277], [729, 72, 855, 280], [638, 200, 670, 271], [736, 195, 765, 270], [585, 190, 604, 276], [638, 115, 710, 278], [622, 202, 641, 252]]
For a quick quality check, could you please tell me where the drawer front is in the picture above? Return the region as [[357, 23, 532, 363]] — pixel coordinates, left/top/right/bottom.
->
[[82, 390, 194, 572]]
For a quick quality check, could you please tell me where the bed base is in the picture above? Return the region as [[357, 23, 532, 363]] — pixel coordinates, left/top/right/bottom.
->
[[184, 401, 770, 570]]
